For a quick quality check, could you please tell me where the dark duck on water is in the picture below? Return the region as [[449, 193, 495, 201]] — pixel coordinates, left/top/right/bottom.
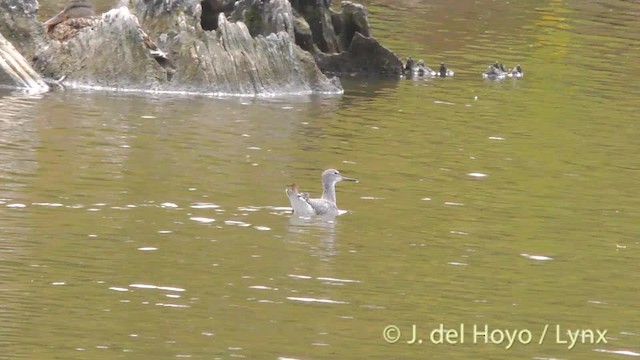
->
[[404, 57, 437, 77], [438, 62, 454, 77], [508, 64, 524, 78], [483, 61, 507, 80]]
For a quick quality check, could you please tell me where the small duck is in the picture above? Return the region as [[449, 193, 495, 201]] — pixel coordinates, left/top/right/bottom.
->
[[507, 64, 524, 78], [404, 57, 416, 74], [285, 169, 358, 217], [404, 57, 437, 77], [416, 60, 437, 77], [43, 0, 97, 39], [482, 62, 507, 80], [438, 63, 454, 77], [404, 56, 416, 72]]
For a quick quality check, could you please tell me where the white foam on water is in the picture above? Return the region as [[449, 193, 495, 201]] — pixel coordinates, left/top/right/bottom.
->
[[109, 287, 129, 292], [444, 202, 464, 206], [225, 220, 251, 227], [288, 274, 312, 279], [190, 217, 216, 223], [129, 284, 185, 292], [155, 303, 190, 308], [594, 349, 640, 357], [32, 202, 64, 207], [316, 277, 359, 283], [520, 254, 553, 261], [286, 297, 347, 304], [190, 203, 220, 209]]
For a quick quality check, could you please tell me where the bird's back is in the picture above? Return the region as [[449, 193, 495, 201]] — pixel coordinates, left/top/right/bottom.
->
[[307, 198, 339, 216]]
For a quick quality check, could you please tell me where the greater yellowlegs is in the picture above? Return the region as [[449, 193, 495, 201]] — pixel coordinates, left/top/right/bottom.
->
[[285, 169, 357, 216]]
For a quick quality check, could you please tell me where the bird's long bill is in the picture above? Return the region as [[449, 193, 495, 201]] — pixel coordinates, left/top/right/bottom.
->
[[342, 176, 359, 183]]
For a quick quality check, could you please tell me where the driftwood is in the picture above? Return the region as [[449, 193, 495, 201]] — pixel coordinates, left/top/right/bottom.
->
[[0, 32, 48, 92]]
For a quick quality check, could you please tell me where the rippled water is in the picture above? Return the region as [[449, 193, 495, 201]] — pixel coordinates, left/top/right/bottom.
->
[[2, 0, 639, 359]]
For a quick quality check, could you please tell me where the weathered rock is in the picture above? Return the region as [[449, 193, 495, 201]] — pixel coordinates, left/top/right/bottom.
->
[[0, 31, 49, 92], [33, 7, 169, 89], [329, 8, 342, 38], [315, 32, 403, 76], [230, 0, 294, 39], [337, 1, 370, 50], [292, 0, 338, 53], [0, 0, 43, 59], [200, 0, 235, 30], [134, 0, 341, 94], [292, 9, 317, 53], [2, 0, 399, 94], [287, 0, 400, 76]]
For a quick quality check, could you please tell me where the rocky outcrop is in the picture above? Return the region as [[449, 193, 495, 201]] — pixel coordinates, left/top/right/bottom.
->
[[230, 0, 294, 39], [0, 0, 42, 59], [318, 2, 401, 76], [200, 0, 236, 30], [1, 0, 401, 95], [335, 2, 370, 50], [233, 0, 403, 76], [28, 0, 341, 95], [33, 8, 169, 90], [292, 0, 339, 53], [134, 0, 341, 94]]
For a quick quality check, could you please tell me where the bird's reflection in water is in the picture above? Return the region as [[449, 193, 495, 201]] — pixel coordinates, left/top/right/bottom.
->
[[285, 214, 338, 258]]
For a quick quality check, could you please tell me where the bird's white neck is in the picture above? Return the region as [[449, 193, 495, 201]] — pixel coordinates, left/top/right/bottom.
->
[[321, 181, 337, 204]]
